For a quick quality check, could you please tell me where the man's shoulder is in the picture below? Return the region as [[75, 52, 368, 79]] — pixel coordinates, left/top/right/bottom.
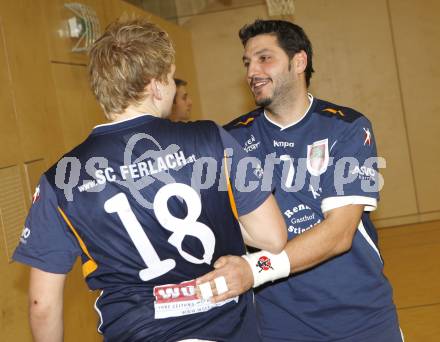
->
[[313, 98, 370, 125], [43, 131, 103, 191], [223, 108, 263, 132], [166, 119, 220, 137], [173, 118, 216, 126]]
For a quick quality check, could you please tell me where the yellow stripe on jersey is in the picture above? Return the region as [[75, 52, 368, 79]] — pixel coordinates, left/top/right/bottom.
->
[[57, 207, 98, 277], [234, 117, 255, 126], [323, 108, 344, 117], [224, 152, 238, 220]]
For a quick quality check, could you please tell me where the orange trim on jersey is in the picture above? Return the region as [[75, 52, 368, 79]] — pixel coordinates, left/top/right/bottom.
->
[[224, 152, 238, 220], [57, 207, 98, 277], [323, 108, 344, 116], [234, 117, 255, 126]]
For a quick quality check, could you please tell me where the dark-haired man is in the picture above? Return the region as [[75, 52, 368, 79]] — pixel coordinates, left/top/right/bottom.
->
[[12, 18, 287, 342], [168, 78, 192, 122], [197, 19, 402, 342]]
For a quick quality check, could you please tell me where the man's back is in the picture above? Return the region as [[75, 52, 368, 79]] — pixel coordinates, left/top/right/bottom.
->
[[14, 115, 266, 341]]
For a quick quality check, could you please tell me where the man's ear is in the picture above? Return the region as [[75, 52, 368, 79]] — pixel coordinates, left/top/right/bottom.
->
[[292, 50, 307, 74], [150, 78, 162, 100]]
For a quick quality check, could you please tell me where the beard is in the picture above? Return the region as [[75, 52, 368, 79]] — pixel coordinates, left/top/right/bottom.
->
[[254, 75, 293, 110], [255, 96, 273, 107]]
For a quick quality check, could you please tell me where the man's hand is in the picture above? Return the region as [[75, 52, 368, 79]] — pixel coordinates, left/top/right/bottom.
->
[[196, 256, 253, 303]]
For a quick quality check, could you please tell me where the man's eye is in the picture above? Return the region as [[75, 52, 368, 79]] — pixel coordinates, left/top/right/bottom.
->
[[243, 62, 249, 68], [260, 56, 270, 62]]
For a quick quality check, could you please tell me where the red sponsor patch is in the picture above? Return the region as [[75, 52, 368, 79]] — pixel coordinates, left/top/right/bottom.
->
[[153, 280, 197, 304]]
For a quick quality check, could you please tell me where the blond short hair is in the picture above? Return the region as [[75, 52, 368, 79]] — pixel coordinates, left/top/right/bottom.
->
[[89, 18, 175, 117]]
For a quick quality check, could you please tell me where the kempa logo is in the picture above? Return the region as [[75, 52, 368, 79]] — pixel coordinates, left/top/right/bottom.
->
[[273, 140, 294, 148]]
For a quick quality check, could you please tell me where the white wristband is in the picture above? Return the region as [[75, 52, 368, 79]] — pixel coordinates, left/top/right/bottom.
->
[[242, 250, 290, 288]]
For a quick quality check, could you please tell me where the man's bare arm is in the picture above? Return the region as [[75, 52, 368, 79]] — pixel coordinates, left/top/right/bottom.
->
[[285, 204, 364, 273], [197, 204, 364, 302], [238, 194, 287, 254], [29, 267, 66, 342]]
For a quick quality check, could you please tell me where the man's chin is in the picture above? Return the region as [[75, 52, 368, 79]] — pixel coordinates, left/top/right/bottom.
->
[[255, 97, 272, 107]]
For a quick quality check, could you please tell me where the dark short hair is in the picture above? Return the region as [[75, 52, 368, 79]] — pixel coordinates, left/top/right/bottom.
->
[[239, 19, 314, 87], [174, 78, 187, 88], [173, 78, 188, 103]]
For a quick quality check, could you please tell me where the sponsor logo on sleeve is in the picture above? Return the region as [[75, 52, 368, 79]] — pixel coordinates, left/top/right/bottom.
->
[[351, 165, 376, 181], [19, 227, 31, 244], [306, 138, 329, 176], [32, 185, 40, 204], [363, 127, 372, 146]]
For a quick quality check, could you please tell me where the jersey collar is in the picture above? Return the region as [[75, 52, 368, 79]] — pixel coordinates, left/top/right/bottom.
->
[[263, 93, 315, 131], [91, 114, 158, 135]]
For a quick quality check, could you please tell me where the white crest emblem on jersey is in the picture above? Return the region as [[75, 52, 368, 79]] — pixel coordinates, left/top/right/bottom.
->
[[306, 138, 329, 176]]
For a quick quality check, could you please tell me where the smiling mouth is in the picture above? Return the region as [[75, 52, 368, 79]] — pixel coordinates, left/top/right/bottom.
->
[[251, 78, 271, 93]]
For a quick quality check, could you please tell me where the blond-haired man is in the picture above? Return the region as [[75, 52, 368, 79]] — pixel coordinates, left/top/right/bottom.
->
[[13, 19, 286, 342]]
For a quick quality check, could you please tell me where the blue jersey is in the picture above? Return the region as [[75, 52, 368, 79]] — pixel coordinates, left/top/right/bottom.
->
[[225, 95, 399, 341], [14, 115, 270, 342]]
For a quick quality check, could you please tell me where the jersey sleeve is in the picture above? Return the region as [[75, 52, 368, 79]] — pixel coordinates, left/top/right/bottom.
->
[[217, 126, 271, 216], [12, 175, 81, 274], [320, 116, 381, 213]]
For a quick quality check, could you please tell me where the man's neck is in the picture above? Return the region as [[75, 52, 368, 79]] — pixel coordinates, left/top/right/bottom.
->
[[265, 90, 311, 128], [110, 103, 161, 122]]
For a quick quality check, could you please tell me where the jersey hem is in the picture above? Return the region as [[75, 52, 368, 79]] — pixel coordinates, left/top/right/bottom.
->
[[12, 252, 71, 274], [236, 190, 272, 217], [321, 195, 377, 213]]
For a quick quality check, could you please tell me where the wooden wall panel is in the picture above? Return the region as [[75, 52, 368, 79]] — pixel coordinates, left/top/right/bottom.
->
[[0, 1, 64, 165], [388, 0, 440, 213], [43, 0, 107, 65], [0, 262, 32, 341], [0, 166, 29, 261], [182, 4, 266, 121], [286, 0, 418, 221], [0, 9, 45, 341], [0, 19, 21, 168], [23, 159, 48, 207], [51, 63, 104, 151]]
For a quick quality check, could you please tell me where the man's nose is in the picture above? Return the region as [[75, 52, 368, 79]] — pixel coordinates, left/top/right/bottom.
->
[[247, 61, 261, 82]]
